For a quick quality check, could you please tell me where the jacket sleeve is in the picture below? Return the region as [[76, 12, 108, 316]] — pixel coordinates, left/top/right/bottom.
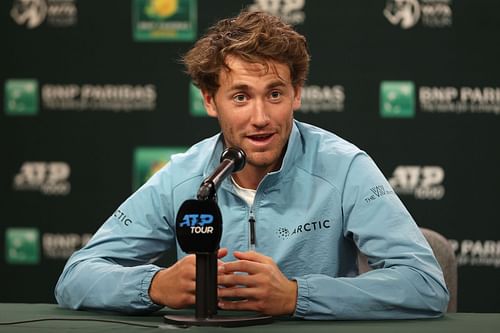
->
[[54, 166, 177, 313], [293, 153, 449, 320]]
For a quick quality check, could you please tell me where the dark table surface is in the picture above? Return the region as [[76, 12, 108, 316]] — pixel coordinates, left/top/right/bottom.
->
[[0, 303, 499, 332]]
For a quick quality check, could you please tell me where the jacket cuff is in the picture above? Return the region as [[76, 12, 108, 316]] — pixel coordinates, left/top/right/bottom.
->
[[292, 276, 310, 318], [139, 266, 164, 311]]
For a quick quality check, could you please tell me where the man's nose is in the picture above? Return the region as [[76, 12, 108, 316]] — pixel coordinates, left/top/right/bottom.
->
[[252, 99, 270, 127]]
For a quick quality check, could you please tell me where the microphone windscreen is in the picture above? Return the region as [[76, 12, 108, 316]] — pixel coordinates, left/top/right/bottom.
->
[[175, 199, 223, 253], [221, 147, 246, 172]]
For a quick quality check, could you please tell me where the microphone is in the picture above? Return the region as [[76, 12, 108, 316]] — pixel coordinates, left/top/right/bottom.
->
[[197, 147, 246, 201], [176, 147, 246, 255]]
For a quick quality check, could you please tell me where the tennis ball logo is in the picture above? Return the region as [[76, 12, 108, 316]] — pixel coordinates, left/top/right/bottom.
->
[[147, 0, 178, 18]]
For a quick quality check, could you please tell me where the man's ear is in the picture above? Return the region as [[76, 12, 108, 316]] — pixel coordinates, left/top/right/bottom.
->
[[292, 86, 302, 111], [202, 90, 218, 118]]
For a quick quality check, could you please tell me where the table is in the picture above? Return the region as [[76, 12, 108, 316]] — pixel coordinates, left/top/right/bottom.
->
[[0, 303, 498, 332]]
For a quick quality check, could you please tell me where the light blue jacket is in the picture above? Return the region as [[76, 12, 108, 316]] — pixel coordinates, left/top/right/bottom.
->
[[55, 120, 449, 319]]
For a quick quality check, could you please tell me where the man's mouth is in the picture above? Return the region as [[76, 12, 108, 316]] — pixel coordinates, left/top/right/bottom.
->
[[247, 133, 274, 142]]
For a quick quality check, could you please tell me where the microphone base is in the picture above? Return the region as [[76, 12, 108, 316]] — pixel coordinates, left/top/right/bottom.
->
[[163, 314, 273, 327]]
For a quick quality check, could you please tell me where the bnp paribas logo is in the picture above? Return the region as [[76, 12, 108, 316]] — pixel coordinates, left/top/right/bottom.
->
[[380, 81, 415, 118], [133, 147, 187, 190], [5, 228, 40, 265], [189, 82, 206, 117], [132, 0, 197, 42], [4, 79, 39, 116]]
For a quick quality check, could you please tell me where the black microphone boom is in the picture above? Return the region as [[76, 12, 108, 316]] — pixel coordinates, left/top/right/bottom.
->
[[197, 147, 246, 201]]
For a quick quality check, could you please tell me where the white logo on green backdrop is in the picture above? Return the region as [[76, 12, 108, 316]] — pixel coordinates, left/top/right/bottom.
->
[[6, 228, 40, 265], [5, 79, 39, 116], [380, 81, 415, 118]]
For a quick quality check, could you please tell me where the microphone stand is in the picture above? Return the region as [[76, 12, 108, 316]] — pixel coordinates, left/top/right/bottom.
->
[[164, 181, 273, 327], [194, 183, 219, 319]]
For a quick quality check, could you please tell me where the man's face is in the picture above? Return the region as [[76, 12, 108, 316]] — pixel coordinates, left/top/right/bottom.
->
[[203, 55, 302, 174]]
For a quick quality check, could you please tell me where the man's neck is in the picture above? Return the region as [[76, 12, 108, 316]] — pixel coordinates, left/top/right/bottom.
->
[[232, 167, 268, 190]]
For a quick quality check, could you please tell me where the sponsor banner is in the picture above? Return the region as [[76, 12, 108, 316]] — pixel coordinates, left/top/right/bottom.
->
[[10, 0, 78, 29], [5, 81, 158, 113], [13, 161, 71, 196], [384, 0, 453, 29], [419, 86, 500, 115], [132, 0, 197, 42], [388, 165, 445, 200], [4, 79, 39, 116], [4, 228, 92, 263], [249, 0, 306, 25], [299, 85, 345, 113], [380, 81, 500, 117], [133, 147, 187, 190], [450, 239, 500, 268], [42, 84, 157, 112]]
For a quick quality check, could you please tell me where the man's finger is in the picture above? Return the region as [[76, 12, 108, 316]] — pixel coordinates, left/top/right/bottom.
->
[[220, 259, 265, 275], [218, 272, 256, 287], [233, 251, 273, 264], [218, 299, 260, 312], [217, 248, 228, 259], [218, 285, 257, 299]]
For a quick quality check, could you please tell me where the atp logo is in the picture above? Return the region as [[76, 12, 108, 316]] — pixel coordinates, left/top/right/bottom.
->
[[179, 214, 214, 234], [13, 161, 71, 195], [389, 165, 445, 200], [249, 0, 306, 25]]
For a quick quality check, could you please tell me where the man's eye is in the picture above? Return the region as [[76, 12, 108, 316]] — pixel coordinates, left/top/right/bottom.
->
[[233, 94, 247, 102], [270, 91, 282, 99]]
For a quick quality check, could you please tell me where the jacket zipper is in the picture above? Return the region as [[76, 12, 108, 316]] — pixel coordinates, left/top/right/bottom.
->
[[248, 210, 256, 251]]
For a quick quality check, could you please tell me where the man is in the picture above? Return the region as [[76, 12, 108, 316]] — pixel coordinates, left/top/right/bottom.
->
[[55, 11, 449, 320]]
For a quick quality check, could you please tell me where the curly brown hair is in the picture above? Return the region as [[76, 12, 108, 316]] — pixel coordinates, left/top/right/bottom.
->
[[183, 10, 310, 96]]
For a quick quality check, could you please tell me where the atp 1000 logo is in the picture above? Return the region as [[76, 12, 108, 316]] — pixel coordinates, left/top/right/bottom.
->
[[13, 161, 71, 195], [389, 165, 445, 200]]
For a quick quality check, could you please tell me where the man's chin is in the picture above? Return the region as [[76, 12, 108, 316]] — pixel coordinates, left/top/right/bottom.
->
[[245, 152, 282, 171]]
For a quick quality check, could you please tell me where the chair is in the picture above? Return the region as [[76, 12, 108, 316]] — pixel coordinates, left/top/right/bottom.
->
[[357, 227, 457, 312]]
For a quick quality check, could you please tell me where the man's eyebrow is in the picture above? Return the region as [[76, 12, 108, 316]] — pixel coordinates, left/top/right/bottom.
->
[[267, 81, 287, 89], [229, 84, 250, 91], [228, 81, 287, 92]]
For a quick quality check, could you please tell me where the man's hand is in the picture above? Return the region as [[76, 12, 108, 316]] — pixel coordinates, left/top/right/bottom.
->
[[217, 251, 297, 316], [149, 248, 228, 309]]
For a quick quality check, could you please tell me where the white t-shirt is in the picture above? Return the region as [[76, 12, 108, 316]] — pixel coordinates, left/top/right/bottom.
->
[[231, 177, 256, 207]]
